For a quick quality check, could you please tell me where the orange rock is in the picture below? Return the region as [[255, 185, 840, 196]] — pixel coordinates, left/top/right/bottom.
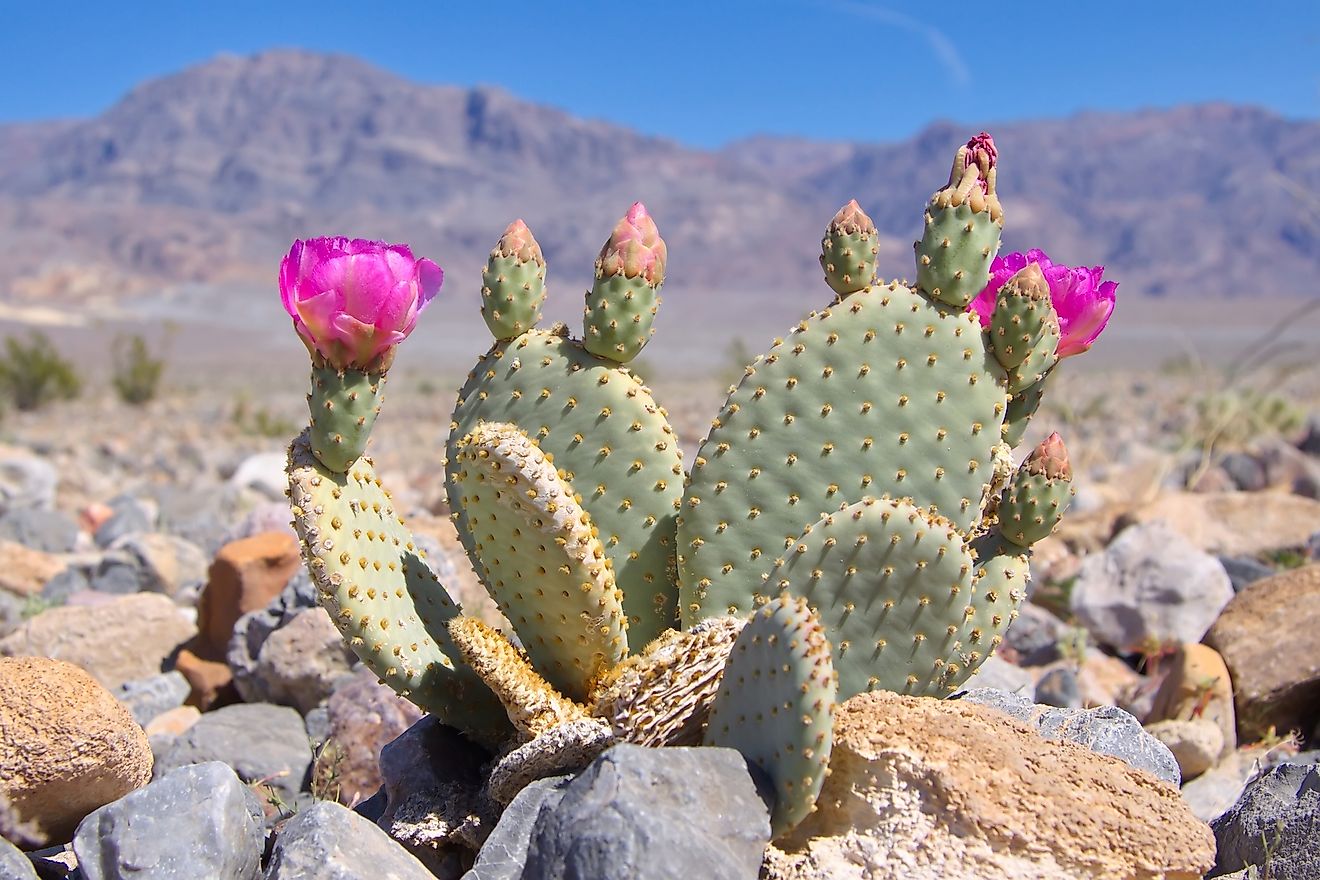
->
[[0, 657, 152, 846], [0, 541, 66, 597], [196, 531, 301, 655], [173, 641, 237, 710], [1147, 643, 1236, 758], [144, 705, 201, 739]]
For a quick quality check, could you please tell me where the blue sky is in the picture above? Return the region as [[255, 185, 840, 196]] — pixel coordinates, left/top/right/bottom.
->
[[1, 1, 1316, 147]]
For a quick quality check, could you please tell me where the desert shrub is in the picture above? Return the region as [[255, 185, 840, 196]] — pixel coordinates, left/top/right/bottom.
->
[[0, 332, 81, 411], [111, 334, 166, 405]]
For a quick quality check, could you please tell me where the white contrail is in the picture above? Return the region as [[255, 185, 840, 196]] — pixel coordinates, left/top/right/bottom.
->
[[824, 0, 971, 88]]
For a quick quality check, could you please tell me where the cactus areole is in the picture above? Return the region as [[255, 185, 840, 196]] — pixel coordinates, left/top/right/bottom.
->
[[284, 133, 1114, 838]]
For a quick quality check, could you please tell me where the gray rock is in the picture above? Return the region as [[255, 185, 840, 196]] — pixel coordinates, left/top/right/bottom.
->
[[231, 607, 354, 715], [113, 533, 208, 598], [0, 835, 38, 880], [115, 671, 191, 727], [464, 776, 570, 880], [224, 501, 296, 545], [227, 452, 288, 502], [41, 567, 88, 603], [152, 703, 313, 806], [266, 801, 435, 880], [145, 485, 236, 556], [966, 655, 1033, 697], [1001, 601, 1065, 666], [522, 744, 770, 880], [89, 550, 146, 595], [73, 761, 264, 880], [93, 497, 154, 548], [1218, 555, 1275, 593], [1071, 520, 1234, 652], [304, 706, 331, 748], [1220, 452, 1268, 492], [0, 590, 24, 640], [0, 510, 78, 554], [958, 688, 1180, 786], [1035, 667, 1081, 708], [1210, 763, 1320, 879], [228, 571, 319, 702], [0, 455, 57, 514]]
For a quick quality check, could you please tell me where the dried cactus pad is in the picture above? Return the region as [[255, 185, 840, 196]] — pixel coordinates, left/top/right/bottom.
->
[[704, 593, 835, 838], [450, 421, 628, 701], [679, 281, 1007, 625], [448, 329, 684, 648], [286, 431, 509, 746]]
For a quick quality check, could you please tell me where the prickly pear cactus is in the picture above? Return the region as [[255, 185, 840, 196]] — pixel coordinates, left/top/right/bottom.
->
[[678, 133, 1073, 701]]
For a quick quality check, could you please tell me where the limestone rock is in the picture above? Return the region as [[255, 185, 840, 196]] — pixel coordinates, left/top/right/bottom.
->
[[765, 691, 1214, 880], [1123, 491, 1320, 556], [0, 593, 195, 690], [0, 657, 153, 846], [1145, 718, 1223, 779], [1204, 564, 1320, 742]]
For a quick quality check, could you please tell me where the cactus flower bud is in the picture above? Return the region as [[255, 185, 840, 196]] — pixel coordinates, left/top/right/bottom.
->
[[280, 237, 443, 372], [826, 199, 875, 238], [969, 249, 1117, 359], [596, 202, 667, 286], [492, 219, 545, 266], [962, 132, 997, 193], [1024, 432, 1071, 481]]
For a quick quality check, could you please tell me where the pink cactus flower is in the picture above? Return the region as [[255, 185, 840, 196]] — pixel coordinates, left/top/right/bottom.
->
[[969, 249, 1116, 358], [280, 237, 443, 370], [597, 202, 667, 286]]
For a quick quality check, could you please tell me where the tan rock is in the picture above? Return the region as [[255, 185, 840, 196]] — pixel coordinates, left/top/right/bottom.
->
[[1078, 647, 1146, 709], [0, 657, 152, 845], [0, 541, 66, 597], [1122, 491, 1320, 556], [1147, 643, 1236, 757], [196, 531, 300, 655], [173, 642, 236, 710], [1144, 719, 1222, 779], [143, 704, 201, 739], [1204, 564, 1320, 742], [765, 691, 1215, 880], [0, 593, 195, 689]]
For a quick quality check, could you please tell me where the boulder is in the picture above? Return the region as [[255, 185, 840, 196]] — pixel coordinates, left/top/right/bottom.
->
[[0, 509, 79, 553], [0, 541, 65, 597], [231, 607, 354, 715], [317, 666, 424, 806], [114, 671, 191, 727], [0, 454, 57, 514], [1204, 564, 1320, 742], [1210, 762, 1319, 880], [523, 744, 770, 880], [266, 801, 435, 879], [1070, 520, 1233, 652], [464, 776, 569, 880], [764, 691, 1214, 880], [0, 593, 195, 690], [1147, 643, 1236, 757], [1123, 491, 1320, 556], [73, 762, 264, 880], [0, 657, 152, 846], [1145, 718, 1223, 779]]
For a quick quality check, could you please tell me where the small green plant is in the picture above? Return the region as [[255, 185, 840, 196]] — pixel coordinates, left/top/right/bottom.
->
[[111, 333, 166, 405], [310, 738, 345, 804], [0, 332, 81, 411]]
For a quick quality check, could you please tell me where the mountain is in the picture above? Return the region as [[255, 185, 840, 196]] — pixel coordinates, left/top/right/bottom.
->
[[0, 49, 1316, 323]]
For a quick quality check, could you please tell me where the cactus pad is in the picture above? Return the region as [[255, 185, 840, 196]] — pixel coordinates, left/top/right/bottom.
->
[[481, 220, 547, 341], [819, 200, 878, 296], [448, 328, 684, 647], [703, 593, 835, 838], [306, 362, 385, 473], [679, 282, 1007, 625], [286, 431, 510, 746], [450, 420, 627, 700], [765, 497, 997, 699]]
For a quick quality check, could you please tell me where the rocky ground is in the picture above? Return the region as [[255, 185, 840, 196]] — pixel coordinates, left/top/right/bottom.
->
[[0, 359, 1318, 880]]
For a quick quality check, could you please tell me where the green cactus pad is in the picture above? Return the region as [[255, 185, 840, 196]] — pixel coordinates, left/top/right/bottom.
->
[[703, 593, 835, 839], [989, 266, 1057, 371], [1003, 380, 1047, 448], [764, 498, 996, 699], [997, 465, 1073, 547], [450, 421, 628, 701], [448, 328, 684, 648], [482, 253, 546, 341], [1005, 318, 1060, 395], [915, 201, 1002, 309], [678, 282, 1007, 625], [306, 362, 385, 473], [286, 431, 510, 747], [583, 273, 659, 364], [965, 531, 1031, 667]]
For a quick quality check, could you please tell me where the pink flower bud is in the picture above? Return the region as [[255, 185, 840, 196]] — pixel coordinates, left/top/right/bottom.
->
[[827, 199, 877, 237], [963, 132, 997, 193], [968, 249, 1117, 359], [279, 237, 443, 371], [596, 202, 667, 286], [493, 219, 544, 266], [1025, 432, 1071, 481]]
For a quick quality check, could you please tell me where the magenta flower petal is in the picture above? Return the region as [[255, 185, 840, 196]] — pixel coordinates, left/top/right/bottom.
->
[[279, 236, 444, 370], [967, 249, 1117, 359]]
